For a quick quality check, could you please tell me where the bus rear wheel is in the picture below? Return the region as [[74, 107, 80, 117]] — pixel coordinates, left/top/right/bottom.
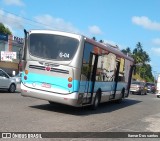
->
[[115, 88, 125, 103]]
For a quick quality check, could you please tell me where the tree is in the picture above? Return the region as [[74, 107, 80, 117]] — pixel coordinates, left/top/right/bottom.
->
[[99, 40, 104, 43], [133, 42, 150, 63], [132, 42, 153, 81], [0, 23, 12, 35], [121, 47, 132, 55], [92, 37, 96, 41], [121, 43, 153, 82]]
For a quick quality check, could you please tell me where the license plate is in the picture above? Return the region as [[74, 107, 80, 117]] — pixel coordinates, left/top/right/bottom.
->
[[41, 83, 51, 88]]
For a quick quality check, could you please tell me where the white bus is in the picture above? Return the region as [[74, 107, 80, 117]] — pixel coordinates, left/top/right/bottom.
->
[[20, 29, 134, 109]]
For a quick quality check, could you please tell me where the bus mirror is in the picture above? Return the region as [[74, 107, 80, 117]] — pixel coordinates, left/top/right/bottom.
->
[[23, 29, 29, 60], [24, 29, 28, 37]]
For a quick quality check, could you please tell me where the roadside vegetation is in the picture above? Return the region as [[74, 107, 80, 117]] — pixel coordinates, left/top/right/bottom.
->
[[121, 42, 154, 82]]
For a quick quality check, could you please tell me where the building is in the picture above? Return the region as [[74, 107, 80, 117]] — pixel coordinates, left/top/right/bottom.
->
[[0, 32, 23, 76]]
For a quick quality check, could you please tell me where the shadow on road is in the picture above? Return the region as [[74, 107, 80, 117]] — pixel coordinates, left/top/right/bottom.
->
[[0, 90, 8, 93], [30, 98, 141, 116], [0, 90, 21, 93]]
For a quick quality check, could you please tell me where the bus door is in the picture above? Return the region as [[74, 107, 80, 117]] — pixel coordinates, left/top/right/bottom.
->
[[127, 65, 134, 97], [83, 53, 98, 104], [110, 61, 120, 99]]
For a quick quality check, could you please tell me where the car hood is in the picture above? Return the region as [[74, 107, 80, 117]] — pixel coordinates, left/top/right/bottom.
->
[[10, 77, 17, 82]]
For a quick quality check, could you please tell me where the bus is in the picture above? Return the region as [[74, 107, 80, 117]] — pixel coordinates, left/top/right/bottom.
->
[[20, 29, 134, 109]]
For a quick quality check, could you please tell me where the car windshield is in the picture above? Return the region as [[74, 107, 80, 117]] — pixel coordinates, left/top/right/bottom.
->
[[132, 81, 141, 85], [29, 34, 79, 61], [146, 83, 155, 86]]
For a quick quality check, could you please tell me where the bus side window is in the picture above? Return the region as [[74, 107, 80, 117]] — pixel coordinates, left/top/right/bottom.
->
[[81, 42, 94, 81], [81, 74, 88, 81]]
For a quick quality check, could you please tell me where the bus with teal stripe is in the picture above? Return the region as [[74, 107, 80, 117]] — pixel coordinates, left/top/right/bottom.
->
[[20, 29, 134, 109]]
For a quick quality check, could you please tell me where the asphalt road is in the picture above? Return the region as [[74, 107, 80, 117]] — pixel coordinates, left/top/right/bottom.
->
[[0, 86, 160, 140]]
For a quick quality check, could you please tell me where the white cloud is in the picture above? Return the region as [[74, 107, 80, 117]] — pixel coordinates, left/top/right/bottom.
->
[[88, 25, 102, 35], [132, 16, 160, 31], [0, 9, 24, 34], [151, 47, 160, 56], [0, 11, 81, 36], [34, 14, 80, 33], [3, 0, 24, 6], [151, 38, 160, 56], [152, 38, 160, 46]]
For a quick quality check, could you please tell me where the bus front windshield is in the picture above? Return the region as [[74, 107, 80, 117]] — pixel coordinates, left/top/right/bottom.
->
[[29, 34, 79, 61]]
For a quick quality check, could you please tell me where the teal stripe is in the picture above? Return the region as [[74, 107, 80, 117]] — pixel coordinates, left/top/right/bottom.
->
[[22, 72, 79, 92]]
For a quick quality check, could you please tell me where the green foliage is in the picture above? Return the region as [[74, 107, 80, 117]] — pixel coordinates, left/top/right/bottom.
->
[[92, 37, 96, 41], [99, 40, 104, 43], [0, 23, 12, 35], [121, 42, 153, 82]]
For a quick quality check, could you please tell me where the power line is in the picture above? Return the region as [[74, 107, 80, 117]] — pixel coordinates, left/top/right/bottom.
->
[[0, 9, 55, 29]]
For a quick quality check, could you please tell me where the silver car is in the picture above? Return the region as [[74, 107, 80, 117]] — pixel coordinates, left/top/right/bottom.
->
[[130, 81, 147, 95], [0, 69, 17, 93]]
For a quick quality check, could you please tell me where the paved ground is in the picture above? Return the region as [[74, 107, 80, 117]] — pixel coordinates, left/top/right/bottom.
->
[[0, 87, 160, 140]]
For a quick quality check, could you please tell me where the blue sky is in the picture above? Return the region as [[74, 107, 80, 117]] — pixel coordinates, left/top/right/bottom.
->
[[0, 0, 160, 77]]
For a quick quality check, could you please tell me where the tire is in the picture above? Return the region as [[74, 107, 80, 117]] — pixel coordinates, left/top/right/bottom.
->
[[139, 91, 142, 95], [8, 84, 16, 93], [144, 92, 147, 95], [116, 89, 124, 103], [91, 94, 100, 110], [157, 95, 160, 98], [115, 98, 122, 104]]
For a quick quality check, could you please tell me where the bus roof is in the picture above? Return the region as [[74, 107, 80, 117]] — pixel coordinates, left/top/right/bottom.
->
[[85, 37, 134, 62]]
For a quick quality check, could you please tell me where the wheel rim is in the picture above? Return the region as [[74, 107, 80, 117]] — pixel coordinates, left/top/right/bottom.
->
[[10, 84, 15, 92]]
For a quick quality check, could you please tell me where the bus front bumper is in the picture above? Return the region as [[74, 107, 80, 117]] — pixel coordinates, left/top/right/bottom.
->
[[21, 83, 82, 107]]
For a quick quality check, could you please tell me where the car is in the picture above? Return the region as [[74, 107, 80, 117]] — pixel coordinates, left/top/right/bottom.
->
[[156, 75, 160, 98], [0, 68, 17, 93], [13, 72, 22, 83], [130, 81, 147, 95], [156, 93, 160, 98], [145, 82, 156, 94]]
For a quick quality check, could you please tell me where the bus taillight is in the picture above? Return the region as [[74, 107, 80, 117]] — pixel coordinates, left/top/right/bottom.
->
[[68, 83, 72, 88], [68, 77, 72, 88], [25, 70, 29, 75], [24, 76, 27, 80], [68, 77, 72, 82]]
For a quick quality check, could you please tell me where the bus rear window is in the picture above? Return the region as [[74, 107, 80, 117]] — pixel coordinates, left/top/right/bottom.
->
[[29, 34, 79, 61]]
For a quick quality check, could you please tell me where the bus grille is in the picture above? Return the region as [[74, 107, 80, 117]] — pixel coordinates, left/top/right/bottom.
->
[[29, 65, 69, 74]]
